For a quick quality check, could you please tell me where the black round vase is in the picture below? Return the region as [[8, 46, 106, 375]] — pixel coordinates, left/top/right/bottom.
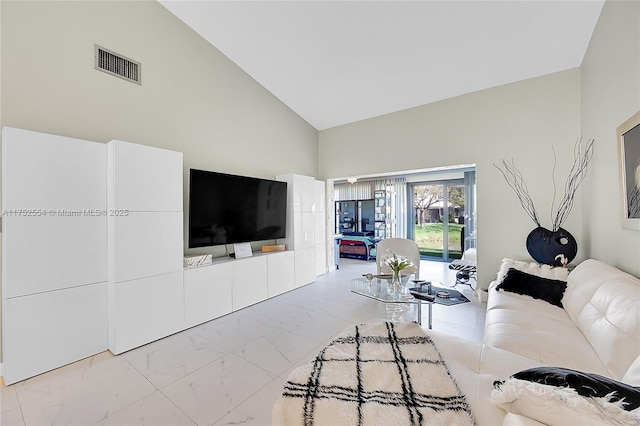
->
[[525, 226, 577, 266]]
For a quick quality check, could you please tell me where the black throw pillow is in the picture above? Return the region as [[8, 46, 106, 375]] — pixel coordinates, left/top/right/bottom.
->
[[507, 366, 640, 411], [496, 268, 567, 308]]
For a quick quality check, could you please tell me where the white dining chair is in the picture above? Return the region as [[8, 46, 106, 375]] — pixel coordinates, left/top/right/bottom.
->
[[376, 238, 421, 279]]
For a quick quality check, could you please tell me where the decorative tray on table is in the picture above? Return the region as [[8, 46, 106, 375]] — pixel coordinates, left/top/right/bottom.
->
[[408, 281, 436, 302], [373, 274, 393, 279]]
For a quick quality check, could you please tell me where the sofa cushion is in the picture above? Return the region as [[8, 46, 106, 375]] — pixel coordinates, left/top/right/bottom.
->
[[484, 309, 609, 375], [563, 259, 640, 381], [496, 268, 567, 308], [485, 281, 610, 375]]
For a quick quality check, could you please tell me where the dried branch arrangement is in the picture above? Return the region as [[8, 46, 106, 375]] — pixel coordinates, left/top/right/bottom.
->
[[494, 138, 594, 232]]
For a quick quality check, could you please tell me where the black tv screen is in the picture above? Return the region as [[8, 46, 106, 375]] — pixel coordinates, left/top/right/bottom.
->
[[188, 169, 287, 248]]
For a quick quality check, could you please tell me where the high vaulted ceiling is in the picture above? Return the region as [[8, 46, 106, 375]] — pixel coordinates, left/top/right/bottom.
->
[[159, 1, 604, 130]]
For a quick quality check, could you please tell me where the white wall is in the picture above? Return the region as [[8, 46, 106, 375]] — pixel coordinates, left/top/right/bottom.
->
[[1, 1, 317, 176], [0, 0, 318, 242], [580, 0, 640, 277], [0, 0, 317, 366], [319, 69, 582, 288], [2, 0, 637, 374]]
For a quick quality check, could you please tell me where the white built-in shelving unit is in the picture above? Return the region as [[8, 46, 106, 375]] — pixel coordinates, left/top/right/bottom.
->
[[276, 173, 327, 286], [1, 128, 109, 385], [107, 140, 184, 354], [1, 127, 324, 384]]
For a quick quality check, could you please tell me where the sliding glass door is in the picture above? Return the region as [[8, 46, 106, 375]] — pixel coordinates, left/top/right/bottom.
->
[[409, 174, 475, 261]]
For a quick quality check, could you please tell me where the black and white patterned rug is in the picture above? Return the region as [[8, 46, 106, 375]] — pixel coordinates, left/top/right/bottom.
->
[[278, 321, 474, 425]]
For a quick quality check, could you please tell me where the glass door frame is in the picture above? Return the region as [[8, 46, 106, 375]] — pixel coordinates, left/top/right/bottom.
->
[[407, 178, 467, 261]]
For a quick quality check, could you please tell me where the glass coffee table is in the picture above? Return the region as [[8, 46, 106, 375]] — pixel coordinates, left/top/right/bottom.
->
[[351, 277, 439, 328]]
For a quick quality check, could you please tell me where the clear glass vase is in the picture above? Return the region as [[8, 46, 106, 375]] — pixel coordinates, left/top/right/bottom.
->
[[386, 270, 412, 321], [390, 269, 402, 295]]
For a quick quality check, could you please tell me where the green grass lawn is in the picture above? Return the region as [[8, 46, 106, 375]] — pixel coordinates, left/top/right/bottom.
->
[[414, 223, 463, 259]]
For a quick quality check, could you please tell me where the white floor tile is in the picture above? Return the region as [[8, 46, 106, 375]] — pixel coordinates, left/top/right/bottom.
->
[[14, 352, 156, 426], [97, 391, 196, 426], [1, 383, 21, 413], [1, 386, 25, 426], [3, 258, 486, 426], [191, 310, 276, 353], [213, 378, 285, 426], [161, 353, 274, 426], [232, 327, 319, 377], [0, 407, 25, 426], [247, 298, 350, 343], [122, 328, 230, 388]]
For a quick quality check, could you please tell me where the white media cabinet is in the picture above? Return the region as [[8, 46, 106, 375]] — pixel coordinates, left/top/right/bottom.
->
[[183, 172, 327, 330], [1, 127, 325, 384], [183, 250, 295, 328]]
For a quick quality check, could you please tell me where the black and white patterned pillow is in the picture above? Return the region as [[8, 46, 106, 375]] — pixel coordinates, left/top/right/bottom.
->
[[491, 367, 640, 425]]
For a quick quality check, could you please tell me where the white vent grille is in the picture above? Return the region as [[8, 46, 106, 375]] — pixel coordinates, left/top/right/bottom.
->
[[95, 45, 141, 85]]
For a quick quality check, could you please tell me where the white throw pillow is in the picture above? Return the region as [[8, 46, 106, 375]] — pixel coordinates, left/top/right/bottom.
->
[[491, 377, 640, 426], [496, 258, 569, 285]]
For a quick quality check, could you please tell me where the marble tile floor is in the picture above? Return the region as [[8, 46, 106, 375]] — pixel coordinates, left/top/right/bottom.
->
[[1, 258, 487, 426]]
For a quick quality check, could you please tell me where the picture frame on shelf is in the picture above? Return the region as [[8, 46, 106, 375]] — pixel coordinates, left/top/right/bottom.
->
[[233, 242, 253, 259], [617, 111, 640, 230]]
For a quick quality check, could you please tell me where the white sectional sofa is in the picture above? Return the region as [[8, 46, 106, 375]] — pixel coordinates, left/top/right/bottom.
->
[[273, 258, 639, 425], [431, 258, 640, 425]]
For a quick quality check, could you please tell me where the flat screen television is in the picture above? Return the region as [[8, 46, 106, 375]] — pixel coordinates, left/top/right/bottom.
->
[[188, 169, 287, 248]]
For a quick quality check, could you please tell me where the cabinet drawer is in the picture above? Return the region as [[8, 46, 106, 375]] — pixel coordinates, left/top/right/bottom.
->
[[184, 263, 233, 328], [340, 245, 367, 255]]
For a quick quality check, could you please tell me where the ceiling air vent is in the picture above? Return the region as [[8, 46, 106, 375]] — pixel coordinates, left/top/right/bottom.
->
[[94, 45, 141, 85]]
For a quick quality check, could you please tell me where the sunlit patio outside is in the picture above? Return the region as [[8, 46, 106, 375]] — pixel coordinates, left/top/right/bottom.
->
[[414, 223, 463, 259]]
